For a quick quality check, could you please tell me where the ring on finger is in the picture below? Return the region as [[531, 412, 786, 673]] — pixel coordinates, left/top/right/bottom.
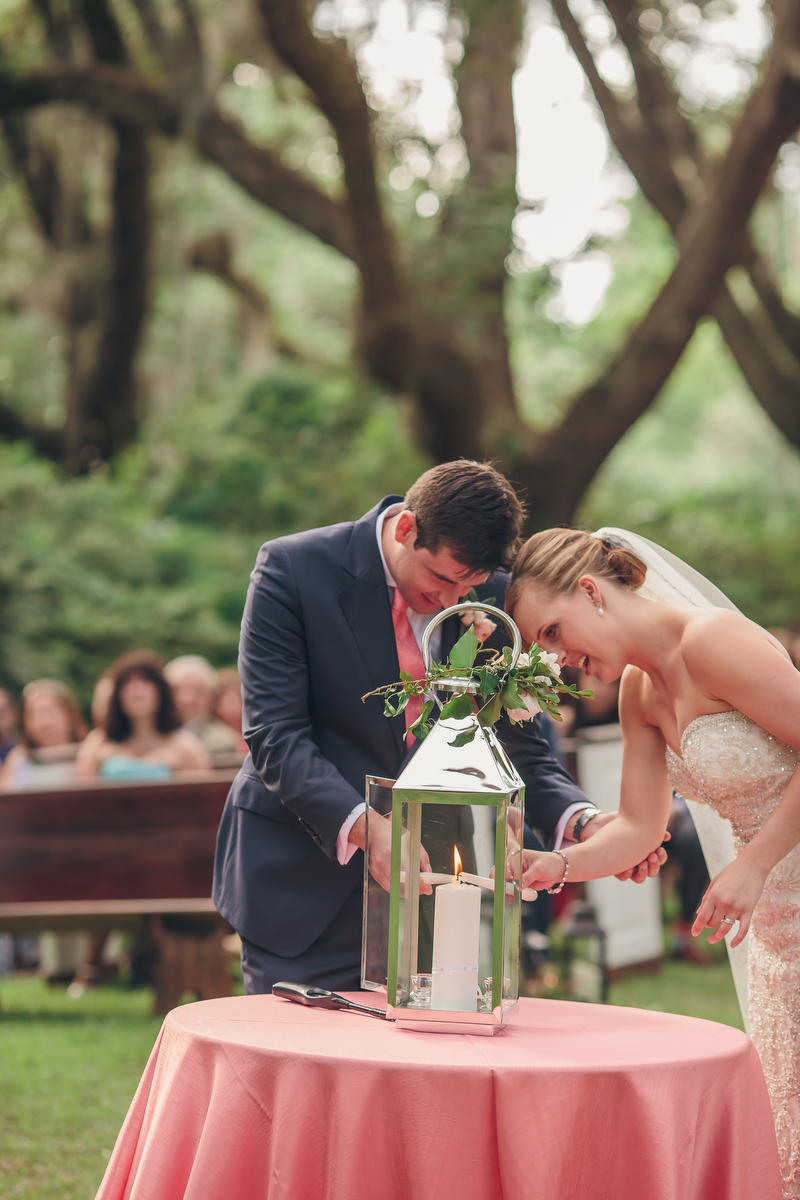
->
[[719, 916, 736, 925]]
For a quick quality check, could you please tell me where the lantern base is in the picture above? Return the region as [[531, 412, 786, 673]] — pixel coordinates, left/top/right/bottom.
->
[[395, 1019, 502, 1036]]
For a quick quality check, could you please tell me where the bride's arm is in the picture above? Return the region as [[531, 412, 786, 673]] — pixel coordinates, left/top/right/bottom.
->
[[522, 668, 672, 891], [683, 613, 800, 946]]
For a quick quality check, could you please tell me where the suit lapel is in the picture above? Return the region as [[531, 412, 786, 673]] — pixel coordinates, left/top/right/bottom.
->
[[339, 497, 405, 758]]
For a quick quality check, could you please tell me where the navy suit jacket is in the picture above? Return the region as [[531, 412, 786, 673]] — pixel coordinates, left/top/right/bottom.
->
[[213, 497, 589, 956]]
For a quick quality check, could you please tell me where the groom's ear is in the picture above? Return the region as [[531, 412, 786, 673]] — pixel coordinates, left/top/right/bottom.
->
[[395, 511, 417, 545]]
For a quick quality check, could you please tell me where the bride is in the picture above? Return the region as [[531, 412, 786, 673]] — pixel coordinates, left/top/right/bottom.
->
[[508, 527, 800, 1200]]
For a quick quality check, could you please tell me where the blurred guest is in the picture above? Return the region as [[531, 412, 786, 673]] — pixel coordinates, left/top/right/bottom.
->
[[0, 679, 87, 790], [91, 673, 114, 730], [164, 655, 238, 758], [77, 652, 209, 779], [0, 686, 17, 762], [214, 668, 247, 755], [571, 669, 620, 732]]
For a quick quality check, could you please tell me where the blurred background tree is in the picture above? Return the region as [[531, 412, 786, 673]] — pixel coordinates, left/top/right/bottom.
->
[[1, 0, 800, 699]]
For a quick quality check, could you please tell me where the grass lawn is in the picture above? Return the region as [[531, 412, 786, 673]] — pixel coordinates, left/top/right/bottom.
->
[[0, 953, 744, 1199], [0, 979, 162, 1200], [610, 957, 744, 1029]]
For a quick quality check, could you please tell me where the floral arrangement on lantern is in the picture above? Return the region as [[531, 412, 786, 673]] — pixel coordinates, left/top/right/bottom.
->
[[363, 601, 592, 748]]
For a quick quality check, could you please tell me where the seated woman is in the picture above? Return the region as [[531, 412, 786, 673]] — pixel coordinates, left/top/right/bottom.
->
[[214, 667, 248, 756], [0, 679, 88, 791], [76, 652, 210, 780]]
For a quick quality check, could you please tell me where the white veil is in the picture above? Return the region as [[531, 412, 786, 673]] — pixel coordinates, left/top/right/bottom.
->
[[594, 527, 749, 1030]]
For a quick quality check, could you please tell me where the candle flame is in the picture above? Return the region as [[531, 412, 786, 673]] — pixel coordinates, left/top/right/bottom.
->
[[454, 846, 462, 877]]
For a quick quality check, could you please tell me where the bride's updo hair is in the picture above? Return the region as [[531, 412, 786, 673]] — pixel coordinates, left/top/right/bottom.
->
[[507, 529, 647, 614]]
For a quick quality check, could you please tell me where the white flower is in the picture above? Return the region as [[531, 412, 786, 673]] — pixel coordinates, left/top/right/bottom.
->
[[539, 651, 561, 676], [516, 652, 531, 668], [507, 691, 539, 721]]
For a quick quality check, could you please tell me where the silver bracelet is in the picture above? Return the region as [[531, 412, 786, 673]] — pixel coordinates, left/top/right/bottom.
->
[[546, 850, 570, 894]]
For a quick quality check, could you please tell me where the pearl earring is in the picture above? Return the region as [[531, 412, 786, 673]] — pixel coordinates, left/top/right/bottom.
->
[[597, 605, 604, 615]]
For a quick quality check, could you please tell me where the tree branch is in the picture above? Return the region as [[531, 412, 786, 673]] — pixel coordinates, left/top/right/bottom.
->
[[194, 108, 355, 259], [553, 0, 800, 455], [73, 119, 149, 467], [257, 0, 408, 363], [0, 64, 356, 259], [552, 0, 687, 226], [410, 0, 524, 457], [80, 0, 128, 64], [517, 0, 800, 523], [0, 397, 65, 460]]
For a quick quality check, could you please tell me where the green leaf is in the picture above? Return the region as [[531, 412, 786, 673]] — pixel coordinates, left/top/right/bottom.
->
[[499, 678, 525, 711], [383, 698, 397, 717], [478, 692, 503, 728], [478, 668, 499, 700], [396, 691, 409, 714], [440, 693, 474, 721], [448, 625, 480, 669], [399, 670, 413, 685], [408, 699, 434, 739], [449, 725, 478, 748]]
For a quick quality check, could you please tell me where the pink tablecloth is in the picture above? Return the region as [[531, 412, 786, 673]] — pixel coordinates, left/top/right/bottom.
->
[[96, 994, 781, 1200]]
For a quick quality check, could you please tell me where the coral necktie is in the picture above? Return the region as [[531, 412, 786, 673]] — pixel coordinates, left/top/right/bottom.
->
[[391, 588, 426, 741]]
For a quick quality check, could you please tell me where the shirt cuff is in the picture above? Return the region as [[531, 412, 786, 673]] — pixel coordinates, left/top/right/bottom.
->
[[553, 803, 594, 851], [336, 802, 367, 865]]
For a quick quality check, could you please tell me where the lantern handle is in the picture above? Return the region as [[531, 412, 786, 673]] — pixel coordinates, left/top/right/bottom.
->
[[420, 602, 523, 675]]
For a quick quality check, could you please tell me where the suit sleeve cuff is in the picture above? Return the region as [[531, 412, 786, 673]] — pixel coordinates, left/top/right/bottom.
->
[[336, 802, 367, 865], [553, 803, 593, 851]]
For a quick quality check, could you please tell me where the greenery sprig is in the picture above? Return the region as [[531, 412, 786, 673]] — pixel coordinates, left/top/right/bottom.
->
[[363, 622, 593, 747]]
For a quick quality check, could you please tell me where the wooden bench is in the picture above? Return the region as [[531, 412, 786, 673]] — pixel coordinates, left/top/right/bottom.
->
[[0, 771, 237, 1012]]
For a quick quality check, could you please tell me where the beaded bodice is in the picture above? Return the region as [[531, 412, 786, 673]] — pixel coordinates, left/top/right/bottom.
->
[[665, 710, 800, 849]]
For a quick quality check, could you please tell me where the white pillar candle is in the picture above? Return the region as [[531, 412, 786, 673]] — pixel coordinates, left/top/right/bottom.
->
[[430, 881, 481, 1012]]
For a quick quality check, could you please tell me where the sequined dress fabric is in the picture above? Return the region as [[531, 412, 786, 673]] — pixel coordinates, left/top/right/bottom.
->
[[666, 711, 800, 1199]]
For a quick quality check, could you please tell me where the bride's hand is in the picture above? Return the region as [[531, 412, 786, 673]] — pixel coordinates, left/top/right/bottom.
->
[[521, 850, 566, 892], [691, 860, 768, 948]]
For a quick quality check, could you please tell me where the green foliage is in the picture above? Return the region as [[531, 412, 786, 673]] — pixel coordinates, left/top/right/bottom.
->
[[407, 699, 434, 741], [581, 319, 800, 627], [0, 361, 427, 707], [0, 976, 163, 1199], [364, 632, 592, 750], [439, 693, 474, 721], [447, 625, 480, 670], [0, 445, 254, 705]]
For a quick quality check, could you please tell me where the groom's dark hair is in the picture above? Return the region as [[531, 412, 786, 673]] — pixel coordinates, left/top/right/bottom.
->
[[404, 461, 525, 573]]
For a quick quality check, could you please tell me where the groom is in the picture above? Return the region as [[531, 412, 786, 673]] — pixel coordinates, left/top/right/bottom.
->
[[213, 461, 657, 994]]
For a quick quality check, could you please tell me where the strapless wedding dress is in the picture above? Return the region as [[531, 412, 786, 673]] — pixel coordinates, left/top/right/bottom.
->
[[666, 710, 800, 1199]]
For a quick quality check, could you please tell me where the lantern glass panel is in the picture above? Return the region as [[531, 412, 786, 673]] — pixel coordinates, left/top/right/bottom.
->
[[361, 776, 395, 992], [385, 784, 524, 1029]]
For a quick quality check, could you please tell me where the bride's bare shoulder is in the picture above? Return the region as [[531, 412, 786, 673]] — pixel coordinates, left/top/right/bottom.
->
[[681, 608, 791, 669]]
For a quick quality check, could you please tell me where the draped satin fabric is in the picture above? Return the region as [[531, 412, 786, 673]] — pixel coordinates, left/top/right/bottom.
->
[[95, 995, 780, 1200]]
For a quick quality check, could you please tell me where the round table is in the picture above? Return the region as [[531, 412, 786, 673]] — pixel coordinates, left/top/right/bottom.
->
[[96, 994, 781, 1200]]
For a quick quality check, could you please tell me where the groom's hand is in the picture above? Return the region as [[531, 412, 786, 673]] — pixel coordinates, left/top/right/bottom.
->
[[348, 813, 433, 895], [577, 811, 670, 883]]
